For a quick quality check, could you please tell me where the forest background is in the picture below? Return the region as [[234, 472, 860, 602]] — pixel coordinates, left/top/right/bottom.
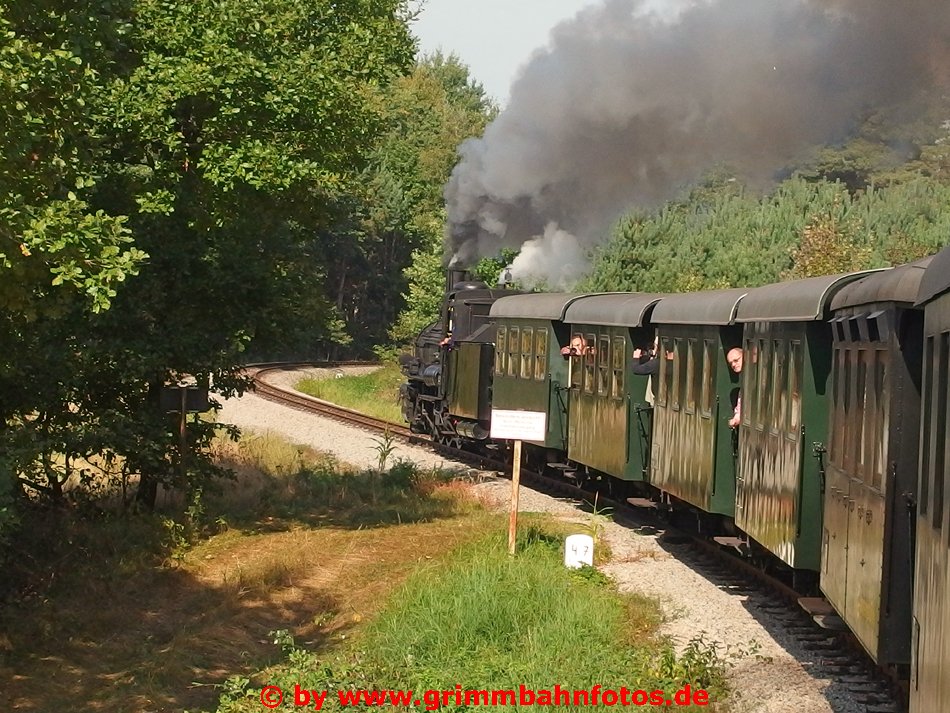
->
[[2, 0, 949, 536]]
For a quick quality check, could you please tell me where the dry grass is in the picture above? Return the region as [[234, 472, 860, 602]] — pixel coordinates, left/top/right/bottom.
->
[[0, 433, 495, 713]]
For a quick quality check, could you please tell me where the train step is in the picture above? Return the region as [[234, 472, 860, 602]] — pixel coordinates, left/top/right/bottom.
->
[[546, 463, 578, 478], [626, 497, 658, 508], [798, 597, 836, 616], [812, 613, 849, 631], [797, 597, 849, 630], [712, 535, 749, 553]]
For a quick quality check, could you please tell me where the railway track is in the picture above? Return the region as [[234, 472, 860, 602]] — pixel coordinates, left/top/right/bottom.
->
[[247, 363, 905, 713], [250, 363, 414, 440]]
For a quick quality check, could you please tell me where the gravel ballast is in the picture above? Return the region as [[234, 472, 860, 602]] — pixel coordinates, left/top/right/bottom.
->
[[217, 367, 868, 713]]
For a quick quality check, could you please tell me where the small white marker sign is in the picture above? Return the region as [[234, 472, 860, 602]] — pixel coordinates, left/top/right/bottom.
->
[[564, 534, 595, 569], [490, 409, 547, 441]]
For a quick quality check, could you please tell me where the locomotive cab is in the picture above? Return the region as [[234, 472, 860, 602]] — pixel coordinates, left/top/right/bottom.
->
[[399, 273, 522, 445]]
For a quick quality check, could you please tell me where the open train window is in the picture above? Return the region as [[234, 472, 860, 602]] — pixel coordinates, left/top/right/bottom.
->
[[520, 327, 534, 380], [611, 337, 625, 399], [495, 326, 507, 376], [570, 333, 583, 390], [598, 336, 610, 396], [584, 332, 596, 394], [534, 329, 547, 381], [700, 340, 714, 417], [507, 327, 519, 377]]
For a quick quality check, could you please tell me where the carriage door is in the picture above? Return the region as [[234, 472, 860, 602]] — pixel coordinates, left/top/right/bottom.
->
[[844, 346, 888, 656], [822, 343, 851, 618]]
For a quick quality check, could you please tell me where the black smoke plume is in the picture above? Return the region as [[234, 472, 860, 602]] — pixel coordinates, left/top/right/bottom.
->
[[444, 0, 950, 285]]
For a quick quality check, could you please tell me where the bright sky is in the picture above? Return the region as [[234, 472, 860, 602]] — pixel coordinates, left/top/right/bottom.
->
[[410, 0, 605, 105]]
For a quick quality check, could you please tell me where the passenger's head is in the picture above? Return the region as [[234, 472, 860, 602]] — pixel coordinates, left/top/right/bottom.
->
[[570, 334, 586, 352], [726, 347, 743, 373]]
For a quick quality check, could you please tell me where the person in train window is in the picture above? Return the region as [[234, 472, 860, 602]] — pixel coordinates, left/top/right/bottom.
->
[[560, 334, 587, 357], [632, 337, 663, 375], [726, 347, 744, 427], [633, 337, 672, 404]]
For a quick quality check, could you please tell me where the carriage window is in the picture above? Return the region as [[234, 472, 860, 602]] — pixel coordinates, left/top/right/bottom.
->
[[658, 337, 673, 406], [495, 327, 507, 376], [597, 336, 611, 396], [933, 332, 950, 528], [856, 349, 870, 482], [788, 341, 802, 437], [771, 340, 788, 434], [507, 327, 519, 377], [520, 327, 534, 380], [570, 338, 583, 390], [685, 339, 697, 413], [611, 337, 625, 399], [742, 338, 755, 426], [672, 338, 686, 410], [760, 339, 772, 431], [870, 350, 888, 492], [584, 332, 596, 394], [842, 351, 854, 472], [700, 340, 715, 417], [829, 348, 843, 463], [921, 335, 934, 517], [534, 330, 547, 381]]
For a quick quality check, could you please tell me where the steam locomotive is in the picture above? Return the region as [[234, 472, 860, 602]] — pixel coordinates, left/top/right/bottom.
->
[[399, 249, 950, 711]]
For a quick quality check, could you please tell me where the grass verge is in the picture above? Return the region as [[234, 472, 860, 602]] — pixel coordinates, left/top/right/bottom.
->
[[296, 363, 404, 424], [212, 522, 730, 713]]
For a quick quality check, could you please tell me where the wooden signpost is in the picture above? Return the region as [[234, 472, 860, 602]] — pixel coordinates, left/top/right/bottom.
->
[[490, 409, 547, 555]]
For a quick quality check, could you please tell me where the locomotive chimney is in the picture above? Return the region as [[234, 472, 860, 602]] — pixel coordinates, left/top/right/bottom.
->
[[446, 267, 470, 293]]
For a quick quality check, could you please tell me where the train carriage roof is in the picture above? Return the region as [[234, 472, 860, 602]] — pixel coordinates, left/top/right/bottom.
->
[[831, 258, 932, 310], [735, 270, 885, 322], [562, 293, 664, 327], [916, 248, 950, 306], [650, 288, 747, 325], [489, 293, 588, 321]]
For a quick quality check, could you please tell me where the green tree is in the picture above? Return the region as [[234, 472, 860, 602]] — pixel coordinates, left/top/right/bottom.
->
[[386, 54, 496, 343], [0, 3, 145, 315], [1, 0, 418, 511]]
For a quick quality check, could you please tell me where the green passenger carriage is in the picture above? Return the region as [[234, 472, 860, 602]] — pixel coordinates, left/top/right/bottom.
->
[[821, 260, 929, 668], [561, 293, 663, 483], [909, 249, 950, 713], [489, 294, 587, 450], [649, 289, 747, 516], [732, 271, 878, 572]]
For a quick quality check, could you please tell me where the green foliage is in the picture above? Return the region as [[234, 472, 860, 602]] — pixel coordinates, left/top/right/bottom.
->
[[371, 430, 398, 472], [389, 237, 446, 342], [0, 0, 421, 518], [386, 55, 497, 344], [0, 4, 145, 313], [585, 174, 950, 292]]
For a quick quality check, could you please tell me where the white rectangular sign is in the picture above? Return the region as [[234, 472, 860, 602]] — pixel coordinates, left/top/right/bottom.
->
[[490, 409, 547, 441]]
